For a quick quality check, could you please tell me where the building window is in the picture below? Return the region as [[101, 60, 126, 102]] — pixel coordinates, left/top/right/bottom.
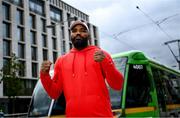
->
[[31, 46, 37, 61], [9, 0, 23, 7], [19, 60, 26, 77], [15, 0, 23, 6], [67, 6, 70, 12], [32, 62, 38, 77], [53, 51, 57, 63], [62, 2, 64, 9], [75, 10, 77, 16], [43, 49, 48, 61], [69, 43, 72, 50], [41, 18, 46, 32], [67, 13, 71, 27], [29, 14, 36, 29], [2, 3, 10, 21], [51, 22, 56, 36], [3, 58, 11, 73], [30, 31, 36, 45], [24, 79, 36, 89], [50, 6, 62, 21], [18, 43, 25, 58], [52, 38, 57, 50], [82, 14, 85, 20], [68, 30, 71, 41], [20, 79, 37, 96], [58, 0, 62, 7], [62, 40, 66, 54], [17, 27, 24, 41], [64, 4, 67, 10], [61, 26, 65, 39], [3, 40, 11, 56], [16, 9, 24, 25], [3, 22, 11, 38], [42, 34, 47, 47], [29, 0, 44, 16], [94, 40, 98, 46], [93, 26, 97, 38]]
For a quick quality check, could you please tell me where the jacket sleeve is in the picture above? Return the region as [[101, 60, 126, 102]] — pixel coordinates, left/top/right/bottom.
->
[[40, 57, 63, 99], [100, 51, 124, 90]]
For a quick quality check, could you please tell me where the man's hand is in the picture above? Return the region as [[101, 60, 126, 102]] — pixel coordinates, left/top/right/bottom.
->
[[94, 50, 106, 62], [41, 60, 52, 73]]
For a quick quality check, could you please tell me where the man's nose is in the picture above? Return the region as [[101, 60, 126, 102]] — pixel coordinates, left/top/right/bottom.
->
[[75, 34, 81, 38], [76, 31, 81, 35], [74, 32, 81, 37]]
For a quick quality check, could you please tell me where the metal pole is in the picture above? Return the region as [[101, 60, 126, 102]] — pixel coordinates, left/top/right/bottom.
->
[[178, 40, 180, 69], [164, 39, 180, 70]]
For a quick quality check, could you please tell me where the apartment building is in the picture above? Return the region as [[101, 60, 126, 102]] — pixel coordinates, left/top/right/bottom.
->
[[0, 0, 99, 113]]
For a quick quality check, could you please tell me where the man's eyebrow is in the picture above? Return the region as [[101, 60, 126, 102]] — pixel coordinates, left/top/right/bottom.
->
[[80, 27, 87, 30]]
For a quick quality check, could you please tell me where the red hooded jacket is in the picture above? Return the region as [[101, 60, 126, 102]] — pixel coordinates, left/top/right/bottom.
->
[[40, 46, 123, 117]]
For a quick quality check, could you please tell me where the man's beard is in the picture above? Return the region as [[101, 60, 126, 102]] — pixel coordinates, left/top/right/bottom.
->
[[72, 36, 88, 50]]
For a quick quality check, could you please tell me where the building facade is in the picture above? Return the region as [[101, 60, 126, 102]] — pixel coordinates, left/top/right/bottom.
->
[[0, 0, 99, 113]]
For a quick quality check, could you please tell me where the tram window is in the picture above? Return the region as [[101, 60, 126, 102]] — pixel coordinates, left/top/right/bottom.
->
[[126, 64, 151, 108], [152, 68, 167, 111], [154, 70, 180, 104], [165, 73, 180, 104], [51, 93, 66, 115], [108, 87, 122, 109], [107, 57, 126, 109], [28, 82, 52, 117], [152, 68, 180, 111]]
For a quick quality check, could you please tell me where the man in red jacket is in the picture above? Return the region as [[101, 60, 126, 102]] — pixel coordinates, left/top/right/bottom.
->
[[40, 20, 123, 117]]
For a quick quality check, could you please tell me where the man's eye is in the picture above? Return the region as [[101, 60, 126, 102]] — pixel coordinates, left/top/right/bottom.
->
[[80, 29, 87, 32], [71, 29, 87, 33], [72, 30, 77, 33]]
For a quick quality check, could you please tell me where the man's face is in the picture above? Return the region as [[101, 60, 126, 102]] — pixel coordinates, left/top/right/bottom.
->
[[71, 24, 89, 50]]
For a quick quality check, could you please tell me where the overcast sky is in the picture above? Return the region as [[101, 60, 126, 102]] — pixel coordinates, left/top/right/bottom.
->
[[65, 0, 180, 70]]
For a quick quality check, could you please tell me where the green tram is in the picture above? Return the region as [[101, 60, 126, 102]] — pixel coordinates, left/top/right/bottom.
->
[[27, 50, 180, 117]]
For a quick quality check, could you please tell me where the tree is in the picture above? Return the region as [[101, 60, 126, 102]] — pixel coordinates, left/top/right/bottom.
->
[[0, 53, 22, 113]]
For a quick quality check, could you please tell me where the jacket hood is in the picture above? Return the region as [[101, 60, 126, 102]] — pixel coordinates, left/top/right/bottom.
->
[[69, 46, 100, 78]]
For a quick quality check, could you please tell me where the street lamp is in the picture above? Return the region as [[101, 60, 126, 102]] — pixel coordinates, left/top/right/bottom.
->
[[46, 17, 77, 28], [164, 39, 180, 70]]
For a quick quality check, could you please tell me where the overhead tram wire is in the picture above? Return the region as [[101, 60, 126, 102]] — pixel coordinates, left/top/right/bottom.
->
[[136, 6, 174, 40], [156, 13, 179, 25], [100, 7, 179, 51], [114, 13, 179, 38], [135, 5, 180, 69], [101, 13, 179, 50], [101, 31, 137, 50], [113, 23, 150, 38]]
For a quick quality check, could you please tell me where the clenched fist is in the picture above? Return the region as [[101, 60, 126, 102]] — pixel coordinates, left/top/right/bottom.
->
[[41, 60, 52, 73], [94, 50, 106, 62]]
